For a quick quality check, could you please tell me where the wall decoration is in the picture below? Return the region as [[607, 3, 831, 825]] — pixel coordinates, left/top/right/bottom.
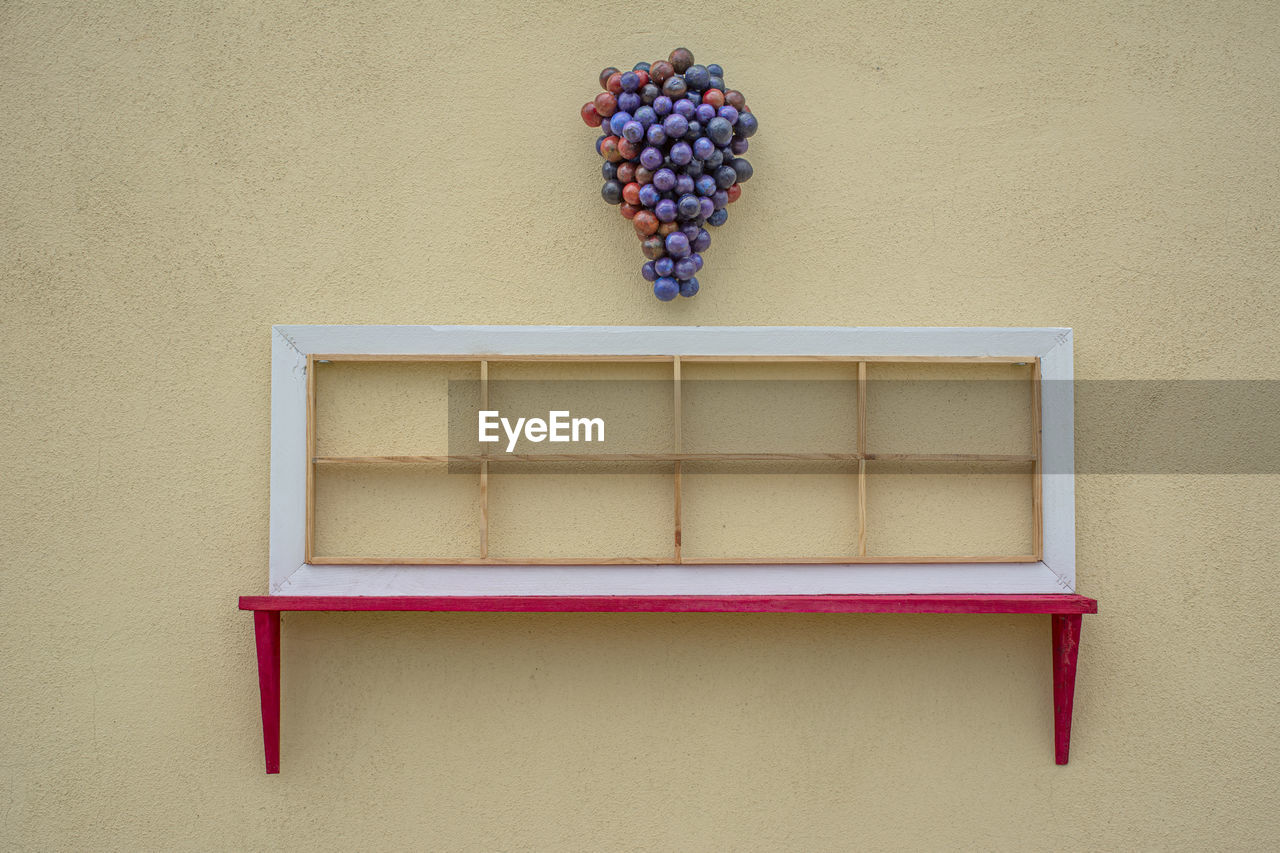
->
[[261, 325, 1078, 597], [240, 325, 1096, 773], [581, 49, 757, 300]]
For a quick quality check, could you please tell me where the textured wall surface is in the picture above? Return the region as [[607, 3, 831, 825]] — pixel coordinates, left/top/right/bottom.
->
[[3, 1, 1278, 850]]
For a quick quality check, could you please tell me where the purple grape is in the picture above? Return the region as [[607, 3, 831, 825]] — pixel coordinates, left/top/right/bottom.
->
[[609, 112, 632, 135], [653, 168, 676, 191], [665, 232, 690, 258], [641, 83, 660, 104], [620, 71, 640, 92], [669, 141, 692, 165], [712, 189, 728, 209], [707, 117, 733, 146], [601, 180, 623, 204], [621, 121, 644, 143], [640, 146, 664, 170], [692, 228, 711, 252], [704, 149, 724, 170], [655, 256, 675, 277], [707, 63, 723, 76], [602, 161, 618, 181], [717, 105, 739, 125], [698, 197, 715, 219], [675, 173, 695, 195], [677, 193, 701, 219], [618, 92, 641, 113], [646, 124, 667, 146], [682, 121, 701, 141], [654, 277, 679, 301], [673, 98, 696, 119], [679, 276, 699, 297], [735, 112, 758, 137], [642, 261, 658, 281], [634, 105, 657, 127], [693, 137, 715, 160], [695, 174, 716, 196], [654, 198, 677, 222], [684, 65, 710, 91], [732, 158, 753, 182], [708, 75, 725, 90], [696, 103, 716, 124], [730, 137, 749, 155], [634, 61, 651, 72], [638, 183, 660, 207], [653, 95, 673, 116], [674, 256, 697, 279], [707, 207, 728, 226], [714, 165, 737, 189], [691, 252, 704, 271], [662, 114, 688, 138]]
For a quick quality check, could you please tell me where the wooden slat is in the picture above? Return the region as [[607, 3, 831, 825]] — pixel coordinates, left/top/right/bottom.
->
[[313, 452, 1039, 465], [857, 361, 868, 557], [677, 555, 1041, 565], [307, 554, 1041, 566], [311, 353, 675, 363], [863, 453, 1036, 463], [1032, 357, 1044, 560], [308, 556, 670, 566], [313, 452, 868, 463], [857, 361, 868, 455], [678, 355, 1036, 364], [673, 355, 682, 564], [311, 353, 1038, 364], [480, 360, 489, 559], [858, 458, 868, 557]]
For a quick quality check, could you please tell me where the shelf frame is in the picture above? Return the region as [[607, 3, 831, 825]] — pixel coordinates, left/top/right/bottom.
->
[[277, 322, 1070, 594], [274, 326, 1073, 595], [250, 326, 1091, 774]]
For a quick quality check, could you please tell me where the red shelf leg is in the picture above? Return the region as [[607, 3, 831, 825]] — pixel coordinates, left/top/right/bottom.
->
[[253, 610, 281, 774], [1051, 612, 1083, 765]]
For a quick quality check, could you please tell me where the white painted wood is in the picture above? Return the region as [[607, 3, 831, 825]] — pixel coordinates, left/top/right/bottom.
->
[[268, 325, 1077, 596], [281, 324, 1070, 358], [269, 328, 308, 593], [276, 562, 1068, 596], [1039, 329, 1076, 591]]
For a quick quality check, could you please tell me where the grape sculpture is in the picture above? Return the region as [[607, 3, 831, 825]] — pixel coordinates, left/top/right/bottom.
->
[[581, 48, 758, 301]]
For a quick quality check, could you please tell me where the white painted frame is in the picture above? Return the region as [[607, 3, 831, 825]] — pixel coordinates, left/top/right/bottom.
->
[[270, 326, 1075, 596]]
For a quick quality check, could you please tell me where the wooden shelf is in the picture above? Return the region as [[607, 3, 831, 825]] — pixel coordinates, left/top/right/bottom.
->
[[239, 593, 1097, 773], [260, 327, 1086, 776]]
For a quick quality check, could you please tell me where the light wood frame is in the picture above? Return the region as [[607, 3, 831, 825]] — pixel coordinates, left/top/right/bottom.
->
[[270, 326, 1075, 596]]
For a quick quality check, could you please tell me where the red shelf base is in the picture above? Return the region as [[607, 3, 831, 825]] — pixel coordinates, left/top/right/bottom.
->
[[239, 594, 1097, 773]]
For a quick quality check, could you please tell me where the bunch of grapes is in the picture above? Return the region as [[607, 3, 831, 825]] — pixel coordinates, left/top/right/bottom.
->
[[581, 48, 758, 301]]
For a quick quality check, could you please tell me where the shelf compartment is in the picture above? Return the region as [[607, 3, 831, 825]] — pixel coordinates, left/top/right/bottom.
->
[[866, 361, 1035, 456], [311, 463, 480, 563], [680, 361, 860, 454], [863, 459, 1036, 559]]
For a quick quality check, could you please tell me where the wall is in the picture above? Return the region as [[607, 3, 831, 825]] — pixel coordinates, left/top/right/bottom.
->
[[3, 1, 1277, 849]]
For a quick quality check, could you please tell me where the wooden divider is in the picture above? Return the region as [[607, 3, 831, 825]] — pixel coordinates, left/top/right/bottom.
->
[[307, 354, 1041, 565]]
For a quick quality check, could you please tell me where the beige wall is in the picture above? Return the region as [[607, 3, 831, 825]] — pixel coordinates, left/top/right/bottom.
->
[[3, 1, 1278, 850]]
